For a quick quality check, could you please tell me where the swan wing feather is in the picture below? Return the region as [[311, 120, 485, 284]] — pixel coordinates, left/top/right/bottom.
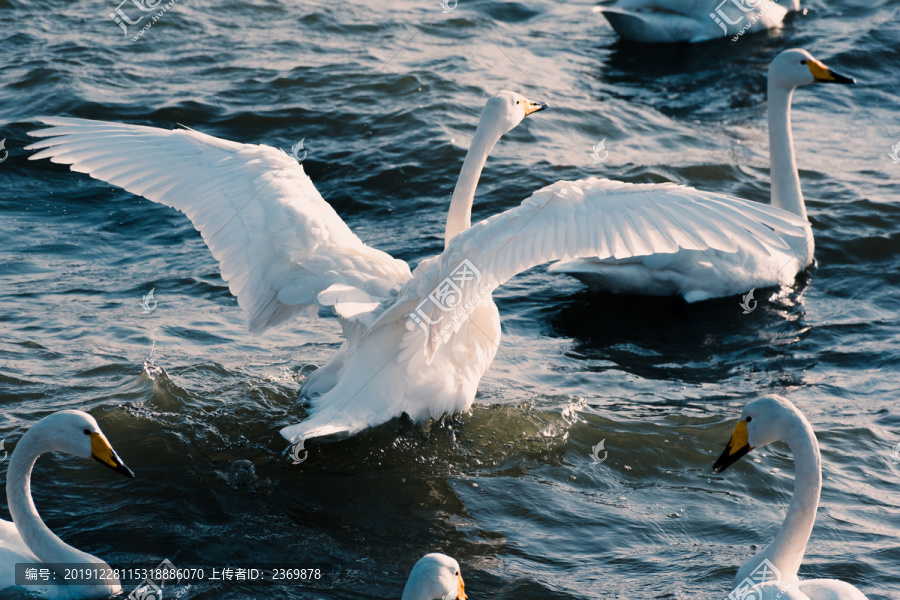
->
[[377, 177, 808, 360], [27, 117, 411, 334]]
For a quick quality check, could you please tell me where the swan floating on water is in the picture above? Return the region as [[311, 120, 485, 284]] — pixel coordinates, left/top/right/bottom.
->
[[550, 48, 854, 302], [600, 0, 801, 43], [27, 74, 830, 440], [402, 553, 466, 600], [713, 396, 869, 600], [0, 410, 135, 599]]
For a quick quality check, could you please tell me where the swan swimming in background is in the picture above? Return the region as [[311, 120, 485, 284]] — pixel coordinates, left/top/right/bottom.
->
[[28, 83, 814, 440], [601, 0, 801, 43], [402, 553, 466, 600], [0, 410, 135, 599], [713, 396, 869, 600], [550, 49, 855, 302]]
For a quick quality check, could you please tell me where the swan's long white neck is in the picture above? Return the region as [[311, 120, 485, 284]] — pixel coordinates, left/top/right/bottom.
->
[[400, 570, 432, 600], [767, 80, 807, 220], [737, 412, 821, 585], [444, 119, 505, 248], [7, 425, 105, 566]]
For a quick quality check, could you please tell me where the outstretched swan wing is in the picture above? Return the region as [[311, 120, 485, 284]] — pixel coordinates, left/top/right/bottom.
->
[[27, 117, 411, 333], [376, 177, 809, 360]]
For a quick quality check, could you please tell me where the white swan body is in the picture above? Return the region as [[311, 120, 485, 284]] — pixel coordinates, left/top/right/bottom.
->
[[0, 410, 135, 599], [551, 48, 854, 302], [713, 396, 869, 600], [601, 0, 800, 43], [402, 553, 466, 600], [26, 94, 548, 441]]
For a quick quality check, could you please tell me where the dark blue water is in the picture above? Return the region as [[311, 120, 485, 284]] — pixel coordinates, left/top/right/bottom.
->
[[1, 0, 899, 598]]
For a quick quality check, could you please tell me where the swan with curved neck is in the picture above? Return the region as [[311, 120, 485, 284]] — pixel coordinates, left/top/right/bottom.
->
[[713, 396, 869, 599], [766, 49, 852, 220], [402, 553, 467, 600], [549, 49, 855, 303], [1, 410, 135, 599], [445, 92, 547, 245]]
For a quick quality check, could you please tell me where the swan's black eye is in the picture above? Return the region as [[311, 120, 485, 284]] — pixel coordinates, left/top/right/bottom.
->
[[83, 429, 91, 435], [745, 416, 752, 423], [516, 100, 519, 104], [800, 60, 807, 65]]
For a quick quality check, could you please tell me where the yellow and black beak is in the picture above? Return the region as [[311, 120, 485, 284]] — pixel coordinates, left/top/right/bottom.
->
[[90, 432, 135, 479], [523, 98, 549, 116], [455, 572, 467, 600], [804, 58, 855, 85], [712, 420, 754, 473]]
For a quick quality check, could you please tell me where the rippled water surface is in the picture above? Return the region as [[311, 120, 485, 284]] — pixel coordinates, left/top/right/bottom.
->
[[1, 0, 899, 598]]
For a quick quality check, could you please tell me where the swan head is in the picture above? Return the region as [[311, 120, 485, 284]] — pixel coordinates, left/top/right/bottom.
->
[[401, 553, 467, 600], [712, 395, 805, 472], [30, 410, 135, 479], [769, 49, 855, 90], [480, 90, 548, 138]]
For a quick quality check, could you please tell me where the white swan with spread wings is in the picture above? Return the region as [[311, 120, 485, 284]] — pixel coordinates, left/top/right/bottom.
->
[[28, 87, 809, 441]]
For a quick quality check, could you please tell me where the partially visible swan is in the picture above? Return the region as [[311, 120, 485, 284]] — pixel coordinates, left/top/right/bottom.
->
[[0, 410, 135, 599], [402, 553, 466, 600], [712, 396, 869, 600], [550, 48, 854, 302], [28, 88, 808, 440], [601, 0, 801, 43]]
